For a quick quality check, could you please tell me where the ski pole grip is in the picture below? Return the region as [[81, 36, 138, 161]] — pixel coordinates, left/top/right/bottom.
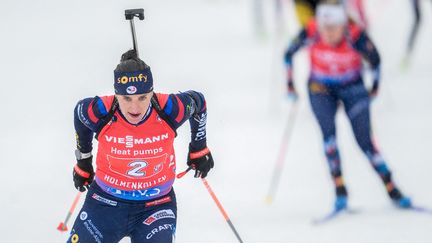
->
[[125, 9, 145, 20], [176, 166, 193, 179]]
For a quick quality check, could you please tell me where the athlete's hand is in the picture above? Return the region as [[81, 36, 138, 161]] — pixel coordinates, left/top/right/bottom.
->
[[287, 81, 299, 101], [73, 156, 94, 192], [187, 145, 214, 178]]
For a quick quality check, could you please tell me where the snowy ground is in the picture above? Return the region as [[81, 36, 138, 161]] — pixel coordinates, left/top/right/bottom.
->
[[0, 0, 431, 242]]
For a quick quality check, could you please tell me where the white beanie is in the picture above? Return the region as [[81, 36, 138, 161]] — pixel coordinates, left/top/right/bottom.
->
[[316, 4, 348, 27]]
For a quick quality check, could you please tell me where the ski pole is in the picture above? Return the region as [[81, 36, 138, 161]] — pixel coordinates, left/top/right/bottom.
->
[[124, 9, 145, 57], [57, 191, 82, 232], [177, 167, 244, 243], [201, 178, 244, 243], [265, 100, 299, 204]]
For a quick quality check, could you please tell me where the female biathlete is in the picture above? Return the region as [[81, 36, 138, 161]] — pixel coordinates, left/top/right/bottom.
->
[[68, 50, 214, 242], [284, 3, 411, 211]]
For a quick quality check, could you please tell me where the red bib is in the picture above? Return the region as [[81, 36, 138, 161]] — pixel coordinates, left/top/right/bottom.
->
[[309, 40, 362, 82], [307, 21, 363, 84], [95, 95, 176, 200]]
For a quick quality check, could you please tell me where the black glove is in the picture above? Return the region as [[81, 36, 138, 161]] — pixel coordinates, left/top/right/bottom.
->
[[187, 144, 214, 178], [369, 81, 379, 99], [287, 81, 299, 100], [73, 156, 94, 192]]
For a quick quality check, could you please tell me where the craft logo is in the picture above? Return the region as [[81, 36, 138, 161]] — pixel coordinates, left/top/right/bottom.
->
[[143, 209, 175, 225], [146, 224, 174, 239], [117, 73, 147, 84]]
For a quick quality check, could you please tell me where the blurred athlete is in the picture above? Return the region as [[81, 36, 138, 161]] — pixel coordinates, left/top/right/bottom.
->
[[293, 0, 320, 27], [67, 50, 214, 243], [405, 0, 431, 62], [293, 0, 368, 29], [284, 3, 411, 211]]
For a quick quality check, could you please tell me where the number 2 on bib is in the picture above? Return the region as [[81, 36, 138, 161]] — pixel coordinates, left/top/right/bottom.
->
[[127, 161, 148, 177]]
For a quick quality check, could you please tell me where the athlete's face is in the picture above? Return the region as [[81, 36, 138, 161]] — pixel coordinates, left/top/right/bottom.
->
[[116, 92, 153, 124], [319, 24, 345, 46]]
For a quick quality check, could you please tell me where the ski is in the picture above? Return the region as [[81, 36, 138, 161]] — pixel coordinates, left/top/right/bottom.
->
[[312, 208, 359, 225], [312, 204, 432, 225], [407, 205, 432, 215]]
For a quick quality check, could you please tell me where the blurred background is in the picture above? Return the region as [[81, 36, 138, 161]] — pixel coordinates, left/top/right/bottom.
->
[[0, 0, 431, 242]]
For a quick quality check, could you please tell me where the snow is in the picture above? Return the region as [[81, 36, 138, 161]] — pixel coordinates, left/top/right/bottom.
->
[[0, 0, 431, 242]]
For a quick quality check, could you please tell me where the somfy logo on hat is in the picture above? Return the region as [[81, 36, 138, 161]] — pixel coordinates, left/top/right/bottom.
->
[[126, 86, 138, 94], [114, 69, 153, 95], [117, 73, 148, 84]]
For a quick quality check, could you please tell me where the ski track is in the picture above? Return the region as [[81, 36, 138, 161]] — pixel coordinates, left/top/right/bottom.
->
[[0, 0, 431, 242]]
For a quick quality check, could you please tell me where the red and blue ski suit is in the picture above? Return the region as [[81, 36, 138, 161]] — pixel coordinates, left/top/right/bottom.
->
[[68, 91, 207, 243], [284, 20, 398, 198]]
